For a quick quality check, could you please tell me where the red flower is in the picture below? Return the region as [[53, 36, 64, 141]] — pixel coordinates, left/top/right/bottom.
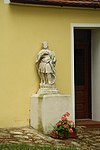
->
[[64, 124, 69, 128], [69, 128, 73, 133], [61, 116, 66, 121], [51, 112, 77, 139], [56, 122, 61, 126], [65, 112, 70, 117]]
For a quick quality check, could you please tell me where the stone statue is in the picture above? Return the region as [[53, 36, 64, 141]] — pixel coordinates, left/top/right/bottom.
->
[[36, 41, 56, 87]]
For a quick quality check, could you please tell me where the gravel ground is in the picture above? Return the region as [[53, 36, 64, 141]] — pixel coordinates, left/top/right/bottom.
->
[[0, 126, 100, 150]]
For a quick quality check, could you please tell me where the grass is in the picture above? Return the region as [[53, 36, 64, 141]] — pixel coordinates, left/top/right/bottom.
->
[[0, 144, 77, 150]]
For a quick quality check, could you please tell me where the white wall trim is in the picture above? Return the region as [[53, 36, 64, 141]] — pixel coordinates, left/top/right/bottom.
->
[[70, 24, 75, 122], [71, 23, 100, 120], [4, 0, 10, 3], [91, 31, 94, 120], [71, 23, 100, 28]]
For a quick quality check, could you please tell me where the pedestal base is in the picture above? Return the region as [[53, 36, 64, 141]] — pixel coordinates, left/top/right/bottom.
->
[[37, 87, 60, 94], [30, 94, 72, 134]]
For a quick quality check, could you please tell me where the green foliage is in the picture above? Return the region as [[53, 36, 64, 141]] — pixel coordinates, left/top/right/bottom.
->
[[51, 112, 77, 139], [0, 144, 77, 150]]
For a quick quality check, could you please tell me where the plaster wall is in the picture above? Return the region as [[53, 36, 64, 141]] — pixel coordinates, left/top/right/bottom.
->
[[92, 29, 100, 121], [0, 0, 100, 127]]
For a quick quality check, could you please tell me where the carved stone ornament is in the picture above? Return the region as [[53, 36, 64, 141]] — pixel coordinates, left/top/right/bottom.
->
[[36, 41, 59, 94]]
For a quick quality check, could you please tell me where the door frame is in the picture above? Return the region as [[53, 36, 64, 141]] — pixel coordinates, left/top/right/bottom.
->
[[71, 23, 100, 121]]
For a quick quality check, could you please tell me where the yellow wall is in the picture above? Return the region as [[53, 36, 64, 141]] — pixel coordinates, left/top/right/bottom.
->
[[0, 0, 100, 127]]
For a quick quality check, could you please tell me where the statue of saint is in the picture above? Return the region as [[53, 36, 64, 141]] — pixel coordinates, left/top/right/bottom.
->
[[36, 41, 56, 87]]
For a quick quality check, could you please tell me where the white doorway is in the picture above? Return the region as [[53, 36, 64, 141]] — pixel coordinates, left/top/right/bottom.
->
[[71, 24, 100, 122]]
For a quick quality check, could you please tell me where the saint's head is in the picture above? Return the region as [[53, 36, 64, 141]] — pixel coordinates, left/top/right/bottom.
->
[[42, 41, 48, 49]]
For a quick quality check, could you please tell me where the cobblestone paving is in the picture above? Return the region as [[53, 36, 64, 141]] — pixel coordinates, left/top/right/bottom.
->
[[0, 126, 100, 150]]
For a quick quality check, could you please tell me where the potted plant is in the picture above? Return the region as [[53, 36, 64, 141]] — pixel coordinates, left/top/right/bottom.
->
[[50, 112, 77, 139]]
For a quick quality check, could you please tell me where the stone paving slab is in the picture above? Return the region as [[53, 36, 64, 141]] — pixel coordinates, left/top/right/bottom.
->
[[0, 126, 100, 150]]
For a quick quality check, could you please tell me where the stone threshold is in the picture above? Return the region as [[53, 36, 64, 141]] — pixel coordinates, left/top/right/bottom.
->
[[76, 119, 100, 128]]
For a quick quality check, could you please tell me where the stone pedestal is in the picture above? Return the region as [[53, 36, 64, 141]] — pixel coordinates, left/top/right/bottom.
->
[[37, 87, 60, 94], [30, 94, 72, 134]]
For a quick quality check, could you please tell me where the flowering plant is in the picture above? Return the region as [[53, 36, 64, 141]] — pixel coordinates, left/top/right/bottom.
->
[[51, 112, 77, 139]]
